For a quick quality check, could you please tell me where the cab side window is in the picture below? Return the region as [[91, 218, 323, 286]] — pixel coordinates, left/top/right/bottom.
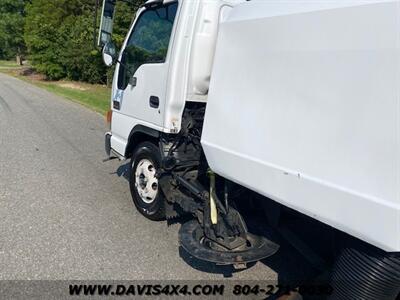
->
[[118, 3, 178, 90]]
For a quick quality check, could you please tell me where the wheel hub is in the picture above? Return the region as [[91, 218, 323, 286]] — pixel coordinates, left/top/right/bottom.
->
[[135, 159, 158, 203]]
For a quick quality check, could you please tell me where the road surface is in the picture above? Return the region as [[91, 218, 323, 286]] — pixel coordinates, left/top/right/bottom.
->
[[0, 73, 312, 281]]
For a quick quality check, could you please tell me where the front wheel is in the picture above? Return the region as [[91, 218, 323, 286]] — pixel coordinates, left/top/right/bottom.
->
[[129, 142, 165, 221]]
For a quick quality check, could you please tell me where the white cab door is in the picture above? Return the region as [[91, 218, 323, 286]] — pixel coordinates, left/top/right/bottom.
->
[[112, 2, 178, 130]]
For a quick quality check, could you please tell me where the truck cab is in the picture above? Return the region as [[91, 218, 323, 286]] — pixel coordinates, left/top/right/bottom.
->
[[106, 0, 241, 158]]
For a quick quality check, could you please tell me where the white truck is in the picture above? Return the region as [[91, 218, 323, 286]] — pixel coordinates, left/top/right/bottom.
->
[[99, 0, 400, 298]]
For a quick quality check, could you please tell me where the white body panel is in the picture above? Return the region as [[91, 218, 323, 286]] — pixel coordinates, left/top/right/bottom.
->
[[165, 0, 243, 132], [202, 0, 400, 251]]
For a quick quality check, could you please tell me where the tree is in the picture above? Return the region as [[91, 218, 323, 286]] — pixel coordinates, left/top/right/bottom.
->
[[25, 0, 75, 79], [57, 13, 106, 83], [24, 0, 144, 82], [24, 0, 104, 81], [0, 0, 27, 63], [113, 1, 143, 48]]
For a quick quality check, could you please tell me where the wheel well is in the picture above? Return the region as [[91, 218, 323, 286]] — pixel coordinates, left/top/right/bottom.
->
[[125, 126, 160, 158]]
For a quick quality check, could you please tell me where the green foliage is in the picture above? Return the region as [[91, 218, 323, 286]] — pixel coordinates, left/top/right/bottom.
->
[[24, 0, 100, 81], [1, 0, 145, 82], [113, 1, 143, 48], [0, 0, 27, 60], [33, 80, 111, 114], [23, 0, 144, 82], [57, 13, 106, 83]]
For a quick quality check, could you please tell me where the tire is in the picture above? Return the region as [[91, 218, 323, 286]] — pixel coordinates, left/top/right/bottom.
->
[[329, 240, 400, 300], [129, 141, 165, 221]]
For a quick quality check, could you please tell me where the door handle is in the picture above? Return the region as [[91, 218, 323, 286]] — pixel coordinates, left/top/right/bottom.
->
[[149, 96, 159, 108]]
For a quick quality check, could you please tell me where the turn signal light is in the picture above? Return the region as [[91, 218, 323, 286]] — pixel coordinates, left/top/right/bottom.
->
[[106, 110, 112, 124]]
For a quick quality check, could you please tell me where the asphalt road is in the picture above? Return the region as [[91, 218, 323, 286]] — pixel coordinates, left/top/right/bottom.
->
[[0, 73, 312, 281]]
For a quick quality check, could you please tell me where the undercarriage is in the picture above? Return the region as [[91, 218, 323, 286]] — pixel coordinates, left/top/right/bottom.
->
[[155, 105, 279, 268]]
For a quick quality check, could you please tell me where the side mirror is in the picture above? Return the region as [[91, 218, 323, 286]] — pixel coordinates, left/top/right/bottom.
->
[[102, 42, 117, 67]]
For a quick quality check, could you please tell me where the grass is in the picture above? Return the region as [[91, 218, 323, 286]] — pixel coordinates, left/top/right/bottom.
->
[[0, 60, 20, 68], [28, 80, 111, 115], [0, 60, 111, 115]]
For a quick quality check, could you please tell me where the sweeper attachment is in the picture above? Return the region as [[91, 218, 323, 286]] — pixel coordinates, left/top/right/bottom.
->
[[157, 107, 279, 268], [160, 172, 279, 268]]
